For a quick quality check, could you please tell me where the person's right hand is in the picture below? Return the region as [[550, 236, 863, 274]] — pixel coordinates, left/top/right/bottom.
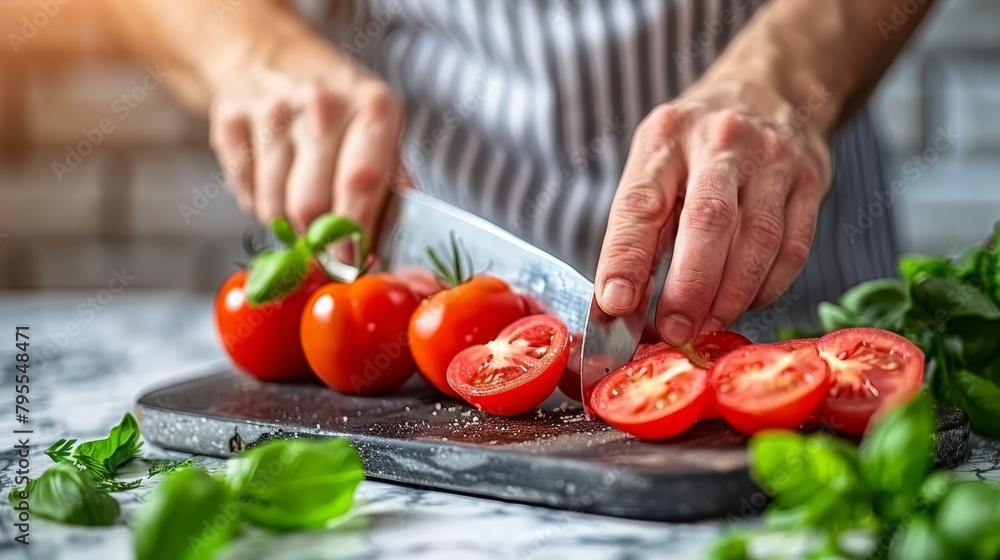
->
[[208, 39, 404, 235]]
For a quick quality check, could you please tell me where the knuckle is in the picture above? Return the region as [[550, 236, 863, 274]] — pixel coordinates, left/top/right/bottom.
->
[[303, 83, 344, 128], [709, 112, 751, 149], [672, 270, 715, 300], [257, 98, 293, 131], [341, 164, 386, 195], [783, 238, 812, 270], [762, 131, 791, 163], [641, 104, 686, 137], [286, 199, 327, 231], [747, 212, 785, 249], [360, 84, 401, 119], [209, 103, 248, 149], [601, 237, 657, 275], [684, 195, 737, 233], [613, 182, 668, 222]]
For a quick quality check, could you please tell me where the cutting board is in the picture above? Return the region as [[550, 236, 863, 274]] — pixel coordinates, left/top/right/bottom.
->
[[136, 362, 971, 522]]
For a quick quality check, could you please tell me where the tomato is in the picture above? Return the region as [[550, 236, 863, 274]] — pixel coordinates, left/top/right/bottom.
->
[[556, 333, 583, 402], [591, 348, 709, 440], [709, 344, 831, 434], [770, 338, 819, 351], [815, 327, 924, 435], [301, 273, 420, 395], [214, 267, 329, 382], [446, 315, 570, 415], [408, 275, 527, 396]]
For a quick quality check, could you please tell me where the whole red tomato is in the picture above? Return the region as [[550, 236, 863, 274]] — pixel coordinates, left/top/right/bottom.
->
[[408, 275, 527, 396], [301, 273, 420, 395], [214, 267, 329, 382]]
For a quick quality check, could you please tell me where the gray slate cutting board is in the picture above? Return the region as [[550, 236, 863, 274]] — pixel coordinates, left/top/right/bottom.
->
[[136, 362, 971, 522]]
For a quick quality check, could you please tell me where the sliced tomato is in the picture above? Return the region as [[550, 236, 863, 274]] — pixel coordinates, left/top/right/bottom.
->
[[770, 338, 819, 351], [556, 333, 583, 402], [591, 348, 708, 440], [693, 331, 753, 362], [446, 315, 569, 415], [815, 327, 924, 435], [710, 344, 831, 434]]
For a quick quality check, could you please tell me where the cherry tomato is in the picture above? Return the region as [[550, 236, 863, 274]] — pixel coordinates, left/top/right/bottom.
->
[[301, 273, 420, 395], [709, 344, 831, 434], [214, 267, 329, 382], [446, 315, 570, 415], [591, 348, 709, 440], [815, 327, 924, 435], [409, 275, 527, 396]]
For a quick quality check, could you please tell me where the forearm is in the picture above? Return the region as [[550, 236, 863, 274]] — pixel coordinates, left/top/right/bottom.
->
[[99, 0, 325, 113], [702, 0, 935, 136]]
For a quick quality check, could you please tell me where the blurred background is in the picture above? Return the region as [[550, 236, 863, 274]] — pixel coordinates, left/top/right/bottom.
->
[[0, 0, 998, 291]]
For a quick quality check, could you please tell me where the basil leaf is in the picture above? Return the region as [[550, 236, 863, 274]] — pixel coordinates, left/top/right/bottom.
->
[[45, 438, 77, 463], [269, 216, 298, 247], [838, 278, 910, 331], [749, 431, 862, 510], [703, 532, 750, 560], [817, 302, 862, 333], [859, 394, 934, 521], [134, 467, 236, 560], [72, 413, 143, 480], [909, 276, 1000, 322], [147, 458, 193, 478], [226, 438, 364, 531], [8, 462, 119, 526], [934, 481, 1000, 558], [889, 515, 947, 560], [943, 369, 1000, 438], [244, 246, 312, 305], [898, 253, 954, 287]]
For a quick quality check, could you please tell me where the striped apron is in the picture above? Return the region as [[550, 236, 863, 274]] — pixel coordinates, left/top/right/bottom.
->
[[304, 0, 898, 336]]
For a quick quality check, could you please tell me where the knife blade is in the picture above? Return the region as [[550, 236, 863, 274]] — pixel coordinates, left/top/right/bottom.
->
[[376, 188, 650, 414]]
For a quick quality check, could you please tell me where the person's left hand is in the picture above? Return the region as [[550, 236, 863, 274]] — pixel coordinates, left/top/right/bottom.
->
[[594, 79, 832, 345]]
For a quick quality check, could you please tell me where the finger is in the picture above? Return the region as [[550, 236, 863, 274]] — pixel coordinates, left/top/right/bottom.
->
[[252, 100, 295, 223], [704, 163, 789, 331], [752, 168, 823, 308], [595, 105, 687, 316], [655, 157, 741, 345], [285, 86, 349, 233], [209, 103, 254, 213], [331, 86, 403, 239]]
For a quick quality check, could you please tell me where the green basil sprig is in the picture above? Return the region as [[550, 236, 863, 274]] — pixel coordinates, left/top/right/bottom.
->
[[8, 462, 119, 526]]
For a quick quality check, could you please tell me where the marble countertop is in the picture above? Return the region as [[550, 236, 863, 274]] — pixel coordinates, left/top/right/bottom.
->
[[1, 292, 998, 560]]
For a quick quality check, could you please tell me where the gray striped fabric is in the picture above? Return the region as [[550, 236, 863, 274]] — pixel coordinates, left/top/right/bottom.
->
[[309, 0, 897, 334]]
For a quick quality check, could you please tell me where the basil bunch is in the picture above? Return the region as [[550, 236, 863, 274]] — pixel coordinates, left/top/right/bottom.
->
[[706, 394, 1000, 559], [808, 223, 1000, 437]]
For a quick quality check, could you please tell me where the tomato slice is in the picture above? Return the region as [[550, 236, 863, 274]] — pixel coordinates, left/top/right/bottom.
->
[[591, 349, 708, 440], [770, 338, 819, 351], [815, 327, 924, 435], [709, 344, 831, 434], [446, 315, 569, 415]]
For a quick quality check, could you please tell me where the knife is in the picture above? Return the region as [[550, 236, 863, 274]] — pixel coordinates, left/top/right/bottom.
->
[[374, 188, 651, 414]]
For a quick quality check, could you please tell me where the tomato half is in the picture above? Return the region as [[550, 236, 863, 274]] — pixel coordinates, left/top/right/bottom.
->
[[710, 344, 831, 434], [770, 338, 819, 351], [815, 327, 924, 435], [301, 273, 420, 395], [409, 275, 527, 396], [214, 267, 329, 382], [446, 315, 569, 415], [591, 348, 708, 440]]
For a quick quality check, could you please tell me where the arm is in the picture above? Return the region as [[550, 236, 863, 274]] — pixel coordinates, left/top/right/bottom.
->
[[595, 0, 935, 344], [100, 0, 404, 236]]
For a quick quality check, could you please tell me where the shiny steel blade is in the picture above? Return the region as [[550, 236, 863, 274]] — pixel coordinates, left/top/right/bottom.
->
[[377, 188, 648, 412], [377, 189, 592, 333]]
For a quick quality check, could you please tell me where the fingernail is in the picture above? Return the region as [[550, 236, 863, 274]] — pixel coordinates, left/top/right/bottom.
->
[[601, 279, 636, 311], [659, 314, 692, 346], [704, 318, 725, 333]]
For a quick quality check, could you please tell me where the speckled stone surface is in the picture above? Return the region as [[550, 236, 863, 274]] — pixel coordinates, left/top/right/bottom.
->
[[1, 292, 998, 560]]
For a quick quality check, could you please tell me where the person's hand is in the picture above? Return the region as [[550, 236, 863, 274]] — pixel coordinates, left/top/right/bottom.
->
[[208, 39, 404, 235], [594, 79, 832, 345]]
